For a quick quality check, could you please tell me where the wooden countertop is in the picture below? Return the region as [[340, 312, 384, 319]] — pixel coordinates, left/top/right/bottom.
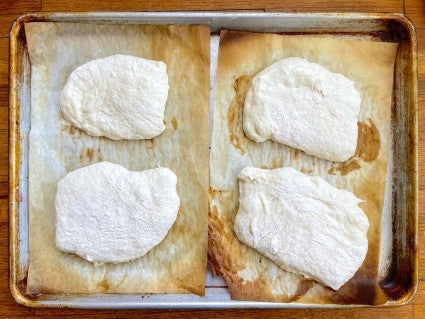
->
[[1, 0, 423, 317]]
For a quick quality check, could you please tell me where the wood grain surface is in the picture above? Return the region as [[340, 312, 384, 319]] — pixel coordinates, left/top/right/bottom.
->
[[1, 0, 423, 317]]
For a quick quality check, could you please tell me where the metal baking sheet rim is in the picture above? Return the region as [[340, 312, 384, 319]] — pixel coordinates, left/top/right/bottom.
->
[[8, 12, 419, 309]]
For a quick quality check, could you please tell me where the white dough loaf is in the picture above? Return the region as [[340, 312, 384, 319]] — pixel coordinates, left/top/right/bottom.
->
[[55, 162, 180, 264], [61, 54, 169, 140], [243, 57, 361, 162], [234, 167, 369, 290]]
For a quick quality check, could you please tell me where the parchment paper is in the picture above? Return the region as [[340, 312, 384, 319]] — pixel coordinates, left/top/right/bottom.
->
[[209, 31, 398, 304], [25, 22, 210, 295]]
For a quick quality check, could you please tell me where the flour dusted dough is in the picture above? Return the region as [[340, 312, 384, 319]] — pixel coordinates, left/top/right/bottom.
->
[[56, 162, 180, 264], [234, 167, 369, 290], [61, 54, 169, 140], [243, 57, 361, 162]]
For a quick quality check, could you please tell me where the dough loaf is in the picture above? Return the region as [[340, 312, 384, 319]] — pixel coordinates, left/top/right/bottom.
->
[[61, 54, 169, 140], [243, 57, 361, 162], [55, 162, 180, 264], [234, 167, 369, 290]]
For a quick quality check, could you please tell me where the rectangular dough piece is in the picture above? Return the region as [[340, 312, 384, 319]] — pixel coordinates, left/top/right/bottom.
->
[[25, 22, 210, 295], [209, 30, 398, 304]]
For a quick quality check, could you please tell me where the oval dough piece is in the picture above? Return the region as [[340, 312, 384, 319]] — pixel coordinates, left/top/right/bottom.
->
[[55, 162, 180, 264], [234, 166, 369, 290], [243, 57, 361, 162], [60, 54, 169, 140]]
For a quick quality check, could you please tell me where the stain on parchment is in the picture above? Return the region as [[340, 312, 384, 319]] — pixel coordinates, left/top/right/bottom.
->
[[227, 75, 255, 156], [171, 117, 178, 130], [68, 126, 77, 135], [79, 147, 102, 163], [98, 278, 109, 292], [328, 119, 380, 176]]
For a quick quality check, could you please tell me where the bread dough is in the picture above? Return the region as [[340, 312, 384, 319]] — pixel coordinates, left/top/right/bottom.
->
[[243, 57, 361, 162], [234, 167, 369, 290], [61, 54, 169, 140], [55, 162, 180, 264]]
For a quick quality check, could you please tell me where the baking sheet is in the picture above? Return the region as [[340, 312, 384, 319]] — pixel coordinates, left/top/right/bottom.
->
[[8, 12, 418, 308], [24, 22, 210, 295]]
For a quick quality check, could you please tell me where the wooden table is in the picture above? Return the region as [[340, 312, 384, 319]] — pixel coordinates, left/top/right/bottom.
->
[[1, 0, 423, 318]]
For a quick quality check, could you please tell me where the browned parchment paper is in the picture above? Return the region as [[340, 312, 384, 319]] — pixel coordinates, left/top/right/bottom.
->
[[25, 22, 210, 295], [209, 31, 398, 304]]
